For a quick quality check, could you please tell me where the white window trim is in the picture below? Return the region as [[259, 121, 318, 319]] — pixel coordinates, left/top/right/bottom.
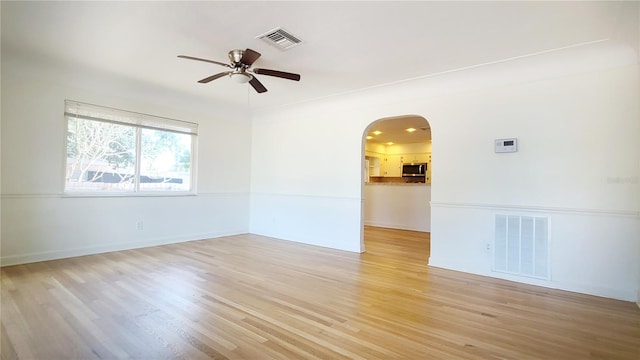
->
[[63, 100, 198, 197]]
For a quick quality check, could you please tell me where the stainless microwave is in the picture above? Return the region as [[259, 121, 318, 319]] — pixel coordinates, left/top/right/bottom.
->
[[402, 163, 427, 177]]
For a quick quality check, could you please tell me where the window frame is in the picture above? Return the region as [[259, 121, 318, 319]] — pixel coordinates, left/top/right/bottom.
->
[[63, 100, 198, 197]]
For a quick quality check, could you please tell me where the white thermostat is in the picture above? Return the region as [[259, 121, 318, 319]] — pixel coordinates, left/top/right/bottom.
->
[[495, 138, 517, 153]]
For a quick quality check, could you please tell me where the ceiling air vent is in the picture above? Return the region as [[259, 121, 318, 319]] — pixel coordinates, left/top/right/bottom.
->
[[257, 28, 303, 50]]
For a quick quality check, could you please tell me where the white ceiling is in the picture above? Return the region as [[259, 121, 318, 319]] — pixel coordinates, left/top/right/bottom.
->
[[3, 1, 636, 112]]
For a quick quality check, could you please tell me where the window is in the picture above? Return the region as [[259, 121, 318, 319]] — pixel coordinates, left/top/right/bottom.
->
[[64, 100, 197, 195]]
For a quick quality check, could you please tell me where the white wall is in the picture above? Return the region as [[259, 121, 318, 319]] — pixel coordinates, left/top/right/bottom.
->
[[365, 142, 386, 155], [1, 49, 253, 265], [249, 107, 363, 252], [364, 184, 431, 232], [385, 142, 432, 155], [365, 142, 432, 156], [251, 43, 639, 301]]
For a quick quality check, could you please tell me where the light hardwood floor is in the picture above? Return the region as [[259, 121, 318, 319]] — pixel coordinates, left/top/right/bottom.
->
[[2, 227, 639, 359]]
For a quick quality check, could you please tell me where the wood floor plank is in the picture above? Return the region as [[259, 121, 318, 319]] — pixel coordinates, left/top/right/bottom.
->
[[2, 226, 639, 359]]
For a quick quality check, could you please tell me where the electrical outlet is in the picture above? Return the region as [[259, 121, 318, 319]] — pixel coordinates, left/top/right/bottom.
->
[[486, 243, 491, 251], [136, 221, 144, 230]]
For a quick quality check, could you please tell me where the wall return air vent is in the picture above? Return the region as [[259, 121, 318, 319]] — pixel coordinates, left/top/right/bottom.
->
[[494, 215, 550, 280], [257, 28, 303, 50]]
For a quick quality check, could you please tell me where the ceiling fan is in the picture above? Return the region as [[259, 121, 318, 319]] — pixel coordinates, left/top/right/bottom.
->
[[178, 48, 301, 93]]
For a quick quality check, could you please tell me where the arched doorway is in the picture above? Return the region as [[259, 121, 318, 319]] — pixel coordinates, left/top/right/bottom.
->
[[360, 115, 432, 256]]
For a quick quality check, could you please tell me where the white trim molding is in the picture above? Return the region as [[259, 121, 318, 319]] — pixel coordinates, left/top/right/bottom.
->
[[430, 201, 639, 219], [0, 191, 249, 200]]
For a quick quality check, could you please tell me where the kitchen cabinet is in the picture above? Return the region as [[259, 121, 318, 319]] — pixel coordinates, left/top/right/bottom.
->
[[384, 154, 403, 177], [403, 153, 430, 164], [364, 148, 431, 179]]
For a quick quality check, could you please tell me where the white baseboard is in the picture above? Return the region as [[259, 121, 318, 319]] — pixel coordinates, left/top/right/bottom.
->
[[0, 230, 247, 267]]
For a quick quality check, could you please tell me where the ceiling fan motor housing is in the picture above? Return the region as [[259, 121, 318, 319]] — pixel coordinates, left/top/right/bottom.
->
[[228, 50, 245, 66]]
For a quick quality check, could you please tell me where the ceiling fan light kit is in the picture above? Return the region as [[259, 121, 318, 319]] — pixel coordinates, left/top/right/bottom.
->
[[178, 48, 300, 93], [230, 72, 252, 83]]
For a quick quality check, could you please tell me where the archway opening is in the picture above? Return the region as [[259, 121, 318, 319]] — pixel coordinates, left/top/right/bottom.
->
[[360, 115, 432, 260]]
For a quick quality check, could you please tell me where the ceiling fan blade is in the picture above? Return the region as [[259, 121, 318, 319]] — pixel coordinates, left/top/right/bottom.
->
[[240, 48, 261, 66], [253, 68, 301, 81], [178, 55, 230, 68], [198, 72, 230, 83], [249, 76, 267, 93]]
